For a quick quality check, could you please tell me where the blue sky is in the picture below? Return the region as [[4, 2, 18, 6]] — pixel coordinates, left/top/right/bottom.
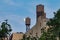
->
[[0, 0, 60, 33]]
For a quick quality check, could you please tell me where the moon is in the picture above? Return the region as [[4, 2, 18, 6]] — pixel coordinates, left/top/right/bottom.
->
[[24, 18, 25, 22]]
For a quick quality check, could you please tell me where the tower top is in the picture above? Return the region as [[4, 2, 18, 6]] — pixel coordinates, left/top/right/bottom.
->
[[25, 17, 31, 26], [36, 4, 44, 12], [36, 4, 46, 22], [36, 4, 44, 7], [25, 17, 31, 32]]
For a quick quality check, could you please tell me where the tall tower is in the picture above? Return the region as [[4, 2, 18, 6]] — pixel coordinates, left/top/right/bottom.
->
[[25, 17, 31, 32], [36, 4, 46, 22]]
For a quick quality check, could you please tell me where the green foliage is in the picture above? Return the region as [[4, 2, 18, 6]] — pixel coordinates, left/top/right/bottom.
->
[[39, 32, 47, 40], [22, 34, 26, 40], [47, 9, 60, 36], [40, 9, 60, 40], [0, 20, 12, 39], [22, 34, 38, 40]]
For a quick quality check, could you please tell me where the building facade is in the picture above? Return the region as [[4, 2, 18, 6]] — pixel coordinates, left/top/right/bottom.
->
[[10, 32, 24, 40]]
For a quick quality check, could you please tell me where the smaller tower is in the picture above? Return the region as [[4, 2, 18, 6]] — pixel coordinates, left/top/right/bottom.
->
[[25, 17, 31, 32]]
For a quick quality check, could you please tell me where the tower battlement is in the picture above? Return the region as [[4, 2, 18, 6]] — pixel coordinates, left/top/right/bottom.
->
[[36, 4, 46, 22], [36, 4, 44, 12]]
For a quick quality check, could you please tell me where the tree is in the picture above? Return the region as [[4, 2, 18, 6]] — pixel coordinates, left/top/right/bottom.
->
[[0, 19, 12, 40], [47, 9, 60, 40], [22, 34, 26, 40], [40, 9, 60, 40]]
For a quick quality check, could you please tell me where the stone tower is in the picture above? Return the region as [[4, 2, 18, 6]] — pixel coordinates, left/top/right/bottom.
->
[[26, 4, 47, 38], [36, 4, 46, 22]]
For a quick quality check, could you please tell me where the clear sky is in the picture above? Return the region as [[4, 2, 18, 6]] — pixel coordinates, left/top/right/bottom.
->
[[0, 0, 60, 33]]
